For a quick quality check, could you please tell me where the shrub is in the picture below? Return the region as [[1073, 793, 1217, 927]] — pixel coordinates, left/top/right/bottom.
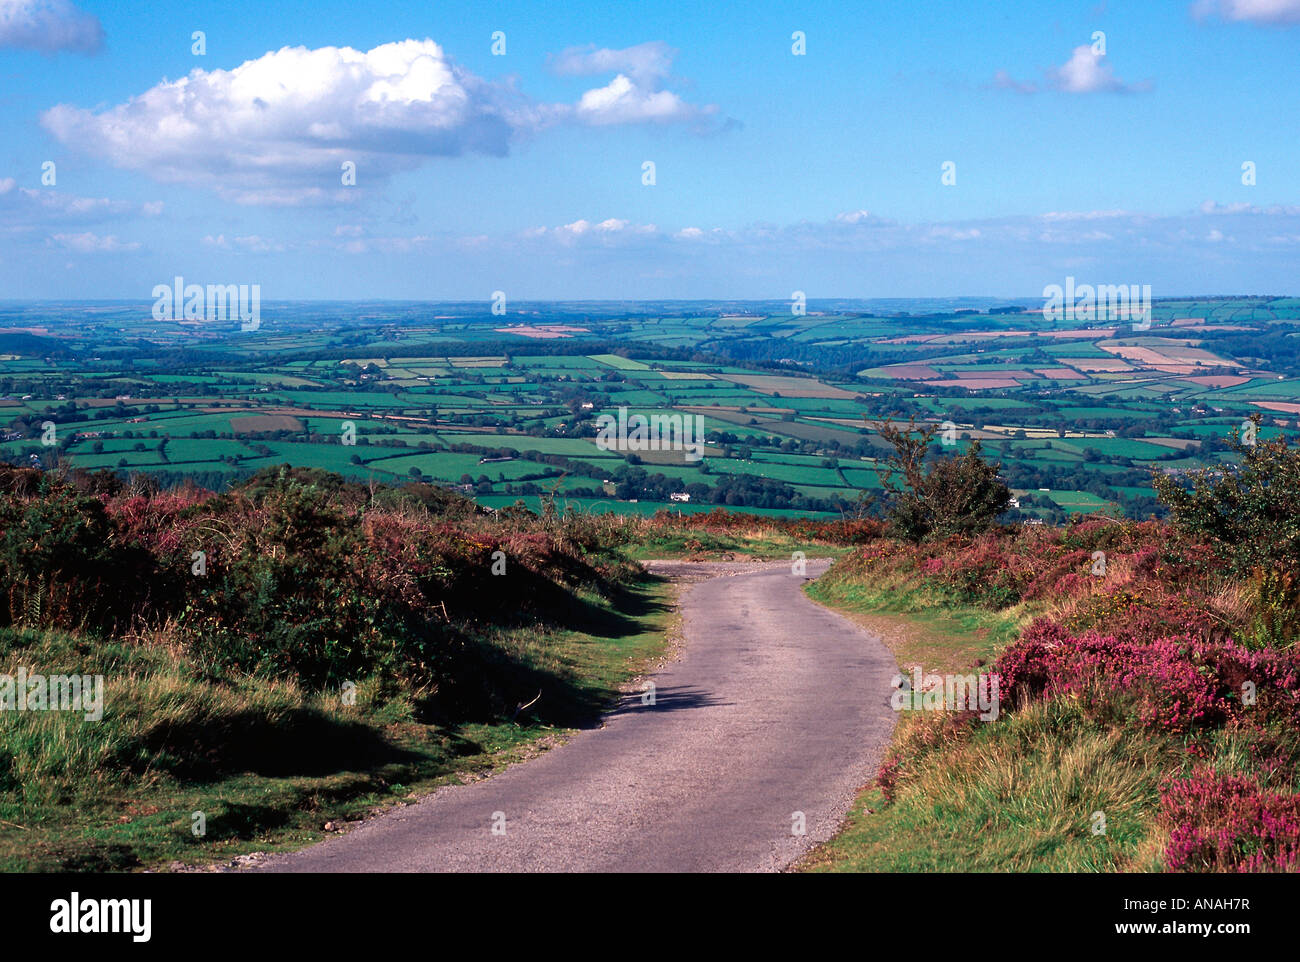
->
[[994, 622, 1300, 734], [1161, 769, 1300, 872], [0, 467, 626, 717], [875, 421, 1010, 543], [1153, 415, 1300, 573], [0, 475, 155, 632]]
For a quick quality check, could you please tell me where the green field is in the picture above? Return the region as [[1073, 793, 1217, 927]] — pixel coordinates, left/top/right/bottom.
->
[[5, 296, 1299, 519]]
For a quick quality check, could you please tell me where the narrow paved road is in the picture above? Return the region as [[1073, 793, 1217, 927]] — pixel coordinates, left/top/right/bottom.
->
[[253, 559, 897, 873]]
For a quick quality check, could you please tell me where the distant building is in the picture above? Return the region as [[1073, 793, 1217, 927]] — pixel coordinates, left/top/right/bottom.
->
[[669, 492, 691, 502]]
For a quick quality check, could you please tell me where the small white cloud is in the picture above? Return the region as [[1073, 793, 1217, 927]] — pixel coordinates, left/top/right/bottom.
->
[[552, 42, 725, 129], [1050, 45, 1141, 93], [994, 46, 1145, 95], [0, 0, 103, 54], [576, 74, 707, 125], [833, 209, 887, 225]]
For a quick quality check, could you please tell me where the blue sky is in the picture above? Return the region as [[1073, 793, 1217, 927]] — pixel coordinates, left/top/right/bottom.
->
[[1, 0, 1299, 300]]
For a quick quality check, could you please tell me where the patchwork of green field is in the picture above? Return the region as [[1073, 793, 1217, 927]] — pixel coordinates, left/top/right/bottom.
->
[[5, 296, 1300, 518]]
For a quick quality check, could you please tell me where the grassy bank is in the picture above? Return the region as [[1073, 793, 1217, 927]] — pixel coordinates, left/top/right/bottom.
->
[[0, 573, 676, 872], [0, 465, 697, 872], [799, 523, 1300, 873], [798, 567, 1066, 872], [804, 569, 1025, 671]]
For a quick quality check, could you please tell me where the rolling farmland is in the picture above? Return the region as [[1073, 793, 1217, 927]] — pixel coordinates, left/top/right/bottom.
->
[[4, 295, 1300, 521]]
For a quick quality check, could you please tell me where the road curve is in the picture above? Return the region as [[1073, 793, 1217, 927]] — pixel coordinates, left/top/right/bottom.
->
[[252, 559, 897, 873]]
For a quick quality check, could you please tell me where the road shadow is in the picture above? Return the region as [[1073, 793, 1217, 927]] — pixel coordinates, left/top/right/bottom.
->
[[604, 684, 731, 717]]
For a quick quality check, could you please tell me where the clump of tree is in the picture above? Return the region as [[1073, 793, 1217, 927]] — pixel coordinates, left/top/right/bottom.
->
[[875, 419, 1010, 542], [1153, 415, 1300, 572]]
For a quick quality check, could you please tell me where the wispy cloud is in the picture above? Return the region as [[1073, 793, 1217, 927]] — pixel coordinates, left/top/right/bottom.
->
[[48, 231, 139, 253], [1192, 0, 1300, 25], [0, 0, 103, 54], [990, 69, 1040, 94], [501, 203, 1300, 258], [202, 233, 285, 253], [0, 178, 153, 227], [549, 41, 677, 84]]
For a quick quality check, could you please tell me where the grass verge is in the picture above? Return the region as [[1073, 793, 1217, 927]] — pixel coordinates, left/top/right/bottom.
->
[[0, 573, 677, 872], [796, 564, 1170, 872]]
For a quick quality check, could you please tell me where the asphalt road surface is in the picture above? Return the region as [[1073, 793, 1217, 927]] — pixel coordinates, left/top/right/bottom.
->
[[252, 558, 897, 873]]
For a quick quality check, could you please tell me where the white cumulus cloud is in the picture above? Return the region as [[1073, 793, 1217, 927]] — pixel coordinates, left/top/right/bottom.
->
[[41, 40, 528, 206], [40, 38, 728, 206]]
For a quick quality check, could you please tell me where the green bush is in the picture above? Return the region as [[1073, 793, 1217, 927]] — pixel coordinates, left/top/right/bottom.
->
[[875, 421, 1010, 543], [1153, 416, 1300, 573]]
